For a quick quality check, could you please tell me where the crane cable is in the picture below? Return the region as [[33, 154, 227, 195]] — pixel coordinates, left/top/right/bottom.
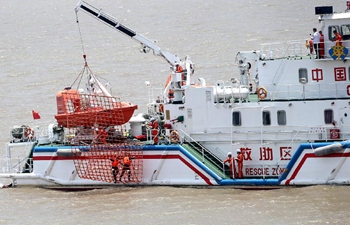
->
[[75, 10, 87, 65]]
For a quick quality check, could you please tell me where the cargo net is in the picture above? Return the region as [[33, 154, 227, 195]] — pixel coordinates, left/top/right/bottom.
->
[[72, 142, 143, 184], [58, 92, 128, 128], [59, 89, 143, 183]]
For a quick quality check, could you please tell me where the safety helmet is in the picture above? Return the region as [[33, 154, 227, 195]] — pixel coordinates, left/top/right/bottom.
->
[[150, 118, 156, 122], [237, 149, 241, 153], [227, 152, 232, 156]]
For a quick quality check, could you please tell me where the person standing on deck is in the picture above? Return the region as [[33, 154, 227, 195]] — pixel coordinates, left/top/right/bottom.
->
[[236, 149, 244, 178], [149, 118, 159, 145], [332, 30, 342, 46], [319, 30, 325, 59], [224, 152, 237, 179], [311, 28, 321, 59]]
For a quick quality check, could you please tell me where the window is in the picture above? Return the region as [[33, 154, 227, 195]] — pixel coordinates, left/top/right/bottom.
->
[[263, 111, 271, 126], [328, 26, 339, 41], [324, 109, 333, 124], [299, 68, 308, 84], [341, 24, 350, 40], [232, 111, 241, 126], [277, 110, 286, 125]]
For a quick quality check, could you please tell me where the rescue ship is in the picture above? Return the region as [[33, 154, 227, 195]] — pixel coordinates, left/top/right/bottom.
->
[[2, 1, 350, 189]]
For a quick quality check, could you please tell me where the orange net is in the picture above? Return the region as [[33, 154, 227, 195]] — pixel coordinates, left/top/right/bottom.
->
[[55, 90, 137, 129], [72, 142, 143, 184], [55, 85, 142, 184]]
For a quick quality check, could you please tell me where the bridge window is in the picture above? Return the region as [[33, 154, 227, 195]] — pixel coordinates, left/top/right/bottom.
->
[[328, 26, 340, 41], [277, 110, 286, 125], [263, 110, 271, 126], [232, 111, 241, 126], [341, 24, 350, 40], [324, 109, 334, 124], [299, 68, 308, 84]]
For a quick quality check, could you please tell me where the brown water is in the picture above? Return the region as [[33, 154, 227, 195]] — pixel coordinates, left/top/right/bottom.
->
[[0, 0, 349, 224]]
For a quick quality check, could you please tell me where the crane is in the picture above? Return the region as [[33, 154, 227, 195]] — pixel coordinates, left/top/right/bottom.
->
[[75, 0, 195, 86]]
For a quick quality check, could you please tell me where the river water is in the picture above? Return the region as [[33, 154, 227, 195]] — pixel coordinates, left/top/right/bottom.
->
[[0, 0, 349, 224]]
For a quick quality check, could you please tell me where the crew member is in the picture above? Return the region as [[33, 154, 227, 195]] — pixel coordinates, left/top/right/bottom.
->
[[149, 118, 159, 145], [236, 149, 244, 178], [119, 155, 132, 182], [93, 126, 108, 144], [110, 157, 120, 183], [319, 30, 325, 58], [175, 64, 183, 73], [224, 152, 237, 179], [311, 28, 320, 59], [332, 30, 342, 46]]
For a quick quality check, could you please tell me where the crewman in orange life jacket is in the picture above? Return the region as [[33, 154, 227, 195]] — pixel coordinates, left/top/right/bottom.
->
[[119, 155, 132, 181], [332, 30, 342, 46], [224, 152, 237, 179], [110, 157, 120, 183], [149, 118, 159, 145], [236, 149, 244, 178]]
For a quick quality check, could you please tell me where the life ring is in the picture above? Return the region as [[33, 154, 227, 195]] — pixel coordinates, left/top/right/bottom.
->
[[25, 127, 34, 139], [159, 104, 164, 113], [257, 87, 268, 100], [170, 130, 180, 143]]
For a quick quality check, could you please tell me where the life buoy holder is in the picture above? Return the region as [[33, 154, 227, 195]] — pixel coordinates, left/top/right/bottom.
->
[[25, 127, 34, 139], [170, 130, 180, 143], [257, 87, 268, 100]]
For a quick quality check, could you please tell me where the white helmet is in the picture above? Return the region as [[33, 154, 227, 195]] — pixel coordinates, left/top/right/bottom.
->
[[227, 152, 232, 156], [237, 149, 241, 153]]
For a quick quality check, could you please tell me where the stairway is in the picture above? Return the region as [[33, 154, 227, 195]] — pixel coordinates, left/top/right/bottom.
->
[[182, 142, 231, 179]]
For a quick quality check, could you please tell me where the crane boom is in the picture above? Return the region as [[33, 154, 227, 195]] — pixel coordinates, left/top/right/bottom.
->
[[75, 1, 183, 67]]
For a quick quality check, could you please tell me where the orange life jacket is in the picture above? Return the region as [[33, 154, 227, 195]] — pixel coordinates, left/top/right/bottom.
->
[[123, 156, 131, 165], [112, 159, 119, 167]]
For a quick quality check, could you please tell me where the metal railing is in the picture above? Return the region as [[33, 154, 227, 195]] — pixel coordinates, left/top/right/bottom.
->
[[179, 129, 227, 176]]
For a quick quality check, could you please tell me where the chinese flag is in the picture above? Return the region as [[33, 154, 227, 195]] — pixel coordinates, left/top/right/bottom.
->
[[32, 110, 41, 120]]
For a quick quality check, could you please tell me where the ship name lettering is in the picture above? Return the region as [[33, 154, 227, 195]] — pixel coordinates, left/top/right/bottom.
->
[[259, 147, 273, 160], [241, 148, 252, 161], [272, 167, 285, 176], [245, 167, 269, 176]]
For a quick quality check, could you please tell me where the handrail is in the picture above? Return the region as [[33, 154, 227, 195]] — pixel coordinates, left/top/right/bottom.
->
[[178, 129, 226, 174]]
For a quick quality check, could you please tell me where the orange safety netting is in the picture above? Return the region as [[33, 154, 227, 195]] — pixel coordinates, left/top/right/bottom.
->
[[55, 90, 137, 128], [55, 88, 142, 184], [72, 143, 143, 184]]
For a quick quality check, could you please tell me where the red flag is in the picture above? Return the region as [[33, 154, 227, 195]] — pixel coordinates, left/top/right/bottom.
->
[[32, 110, 41, 120]]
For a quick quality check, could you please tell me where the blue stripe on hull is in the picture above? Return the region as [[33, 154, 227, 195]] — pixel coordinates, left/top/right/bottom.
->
[[33, 141, 350, 186]]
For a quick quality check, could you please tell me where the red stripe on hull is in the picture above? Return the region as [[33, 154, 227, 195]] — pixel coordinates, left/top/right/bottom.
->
[[285, 152, 350, 185], [34, 154, 213, 185]]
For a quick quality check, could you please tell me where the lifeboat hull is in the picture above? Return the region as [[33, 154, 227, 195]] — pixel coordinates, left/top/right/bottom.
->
[[55, 103, 137, 127]]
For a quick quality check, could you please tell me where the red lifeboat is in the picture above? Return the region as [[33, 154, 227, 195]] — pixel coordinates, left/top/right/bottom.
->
[[54, 89, 137, 128]]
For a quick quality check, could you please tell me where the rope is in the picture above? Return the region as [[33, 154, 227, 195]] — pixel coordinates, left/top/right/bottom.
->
[[75, 10, 87, 64]]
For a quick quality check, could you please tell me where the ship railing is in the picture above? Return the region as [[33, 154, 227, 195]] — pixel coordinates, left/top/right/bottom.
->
[[191, 125, 346, 143], [0, 153, 31, 173], [179, 129, 226, 172], [259, 39, 350, 60], [259, 40, 308, 60], [264, 82, 349, 100], [0, 142, 35, 173]]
